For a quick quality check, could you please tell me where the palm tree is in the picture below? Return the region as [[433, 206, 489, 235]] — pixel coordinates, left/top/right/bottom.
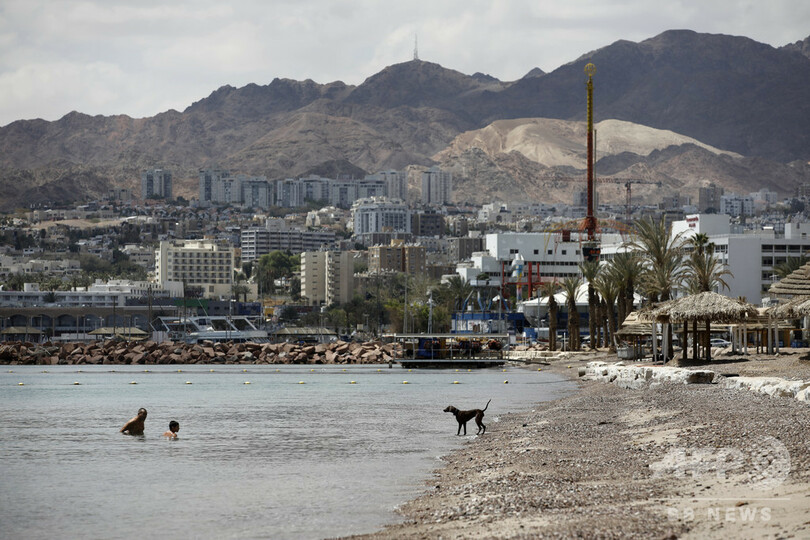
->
[[606, 251, 643, 326], [441, 275, 474, 313], [561, 276, 582, 350], [593, 272, 620, 352], [538, 280, 559, 351], [627, 216, 686, 303], [626, 216, 686, 359], [774, 255, 809, 280], [683, 233, 733, 361], [579, 259, 600, 350]]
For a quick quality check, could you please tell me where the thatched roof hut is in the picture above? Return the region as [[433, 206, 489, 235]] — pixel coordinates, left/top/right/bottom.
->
[[639, 292, 758, 362], [768, 261, 810, 297], [641, 291, 758, 324]]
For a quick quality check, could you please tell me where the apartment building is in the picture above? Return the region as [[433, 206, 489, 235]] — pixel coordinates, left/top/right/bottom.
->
[[351, 197, 411, 246], [155, 239, 235, 298], [275, 173, 408, 209], [368, 240, 426, 276], [240, 219, 337, 262], [300, 251, 354, 306], [412, 210, 445, 237], [421, 166, 452, 206], [141, 169, 172, 200]]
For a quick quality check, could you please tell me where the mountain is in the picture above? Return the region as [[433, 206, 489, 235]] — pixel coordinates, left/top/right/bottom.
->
[[0, 30, 809, 210]]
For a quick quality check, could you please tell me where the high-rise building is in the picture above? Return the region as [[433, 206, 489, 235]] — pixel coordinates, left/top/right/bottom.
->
[[698, 183, 724, 213], [300, 251, 354, 306], [421, 166, 452, 205], [142, 169, 172, 200], [199, 169, 231, 204]]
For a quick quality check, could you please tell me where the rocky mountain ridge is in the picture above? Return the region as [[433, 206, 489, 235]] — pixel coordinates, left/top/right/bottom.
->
[[0, 29, 809, 210]]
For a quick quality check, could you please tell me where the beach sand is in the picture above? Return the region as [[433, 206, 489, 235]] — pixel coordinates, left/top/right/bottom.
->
[[350, 349, 810, 539]]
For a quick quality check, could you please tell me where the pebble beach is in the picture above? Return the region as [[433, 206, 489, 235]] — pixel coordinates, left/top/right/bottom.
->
[[351, 350, 810, 539]]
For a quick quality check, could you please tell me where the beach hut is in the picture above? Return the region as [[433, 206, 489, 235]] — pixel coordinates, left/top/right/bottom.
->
[[615, 311, 654, 360], [641, 291, 758, 362], [1, 326, 43, 343], [765, 260, 810, 349], [88, 327, 149, 341]]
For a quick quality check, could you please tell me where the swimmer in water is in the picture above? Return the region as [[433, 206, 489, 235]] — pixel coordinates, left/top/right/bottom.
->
[[120, 408, 147, 435], [163, 420, 179, 439]]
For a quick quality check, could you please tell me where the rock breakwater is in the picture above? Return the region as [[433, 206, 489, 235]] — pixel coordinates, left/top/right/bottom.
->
[[0, 339, 402, 365]]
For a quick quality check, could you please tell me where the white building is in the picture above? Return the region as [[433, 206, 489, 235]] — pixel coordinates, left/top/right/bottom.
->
[[241, 219, 336, 262], [455, 232, 588, 288], [720, 193, 755, 217], [421, 166, 452, 206], [155, 239, 235, 299], [300, 251, 355, 306], [667, 214, 810, 304], [351, 197, 411, 242]]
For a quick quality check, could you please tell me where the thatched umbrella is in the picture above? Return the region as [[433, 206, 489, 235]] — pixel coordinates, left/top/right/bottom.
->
[[615, 311, 654, 360], [768, 261, 810, 297], [640, 291, 758, 362]]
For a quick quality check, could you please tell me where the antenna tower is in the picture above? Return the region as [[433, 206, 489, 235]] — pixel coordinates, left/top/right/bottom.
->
[[413, 35, 419, 61]]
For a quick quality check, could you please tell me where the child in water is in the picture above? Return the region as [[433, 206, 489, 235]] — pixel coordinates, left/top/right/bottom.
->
[[163, 420, 180, 438]]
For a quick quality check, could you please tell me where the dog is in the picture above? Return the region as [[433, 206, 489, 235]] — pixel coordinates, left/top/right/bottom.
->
[[444, 399, 491, 435]]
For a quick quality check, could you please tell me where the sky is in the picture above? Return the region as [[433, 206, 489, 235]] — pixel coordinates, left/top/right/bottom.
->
[[0, 0, 808, 127]]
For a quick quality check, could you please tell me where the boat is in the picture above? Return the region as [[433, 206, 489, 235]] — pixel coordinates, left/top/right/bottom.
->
[[154, 316, 269, 344]]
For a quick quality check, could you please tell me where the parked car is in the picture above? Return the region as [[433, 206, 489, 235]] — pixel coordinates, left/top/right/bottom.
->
[[710, 338, 731, 348]]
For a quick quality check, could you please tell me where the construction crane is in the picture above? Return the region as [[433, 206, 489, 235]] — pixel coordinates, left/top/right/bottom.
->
[[595, 177, 662, 221]]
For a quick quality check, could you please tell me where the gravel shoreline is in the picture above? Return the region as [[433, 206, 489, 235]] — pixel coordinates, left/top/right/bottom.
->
[[349, 351, 810, 539]]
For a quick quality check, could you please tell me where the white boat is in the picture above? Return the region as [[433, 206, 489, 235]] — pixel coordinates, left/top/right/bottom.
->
[[155, 316, 269, 344]]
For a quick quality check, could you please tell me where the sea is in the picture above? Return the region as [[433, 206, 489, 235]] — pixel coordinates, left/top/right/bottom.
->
[[0, 363, 575, 540]]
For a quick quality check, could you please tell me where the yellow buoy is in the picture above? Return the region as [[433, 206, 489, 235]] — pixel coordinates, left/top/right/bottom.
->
[[502, 369, 507, 372], [310, 369, 315, 372], [7, 370, 13, 373], [129, 381, 137, 385], [537, 368, 542, 371], [143, 369, 149, 373], [41, 370, 48, 373], [467, 369, 471, 372], [185, 381, 192, 385], [244, 381, 251, 385], [77, 370, 83, 373], [243, 369, 248, 372], [408, 369, 412, 372], [377, 369, 381, 372], [350, 381, 356, 384], [567, 365, 572, 369], [177, 369, 182, 372], [210, 369, 215, 372], [503, 380, 509, 384], [73, 382, 80, 385], [18, 382, 24, 385], [402, 381, 409, 384], [453, 381, 459, 384], [276, 369, 280, 372], [342, 369, 346, 372], [298, 381, 305, 384]]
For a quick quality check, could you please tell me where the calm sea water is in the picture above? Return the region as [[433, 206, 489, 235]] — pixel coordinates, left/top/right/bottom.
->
[[0, 363, 574, 539]]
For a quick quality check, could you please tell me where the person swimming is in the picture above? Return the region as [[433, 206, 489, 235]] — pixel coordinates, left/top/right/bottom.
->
[[120, 408, 147, 435], [163, 420, 179, 438]]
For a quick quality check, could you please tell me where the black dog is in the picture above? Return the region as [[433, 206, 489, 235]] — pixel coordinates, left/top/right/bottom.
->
[[444, 399, 491, 435]]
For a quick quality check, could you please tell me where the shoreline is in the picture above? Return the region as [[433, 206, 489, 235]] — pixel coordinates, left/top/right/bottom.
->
[[349, 350, 810, 539]]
